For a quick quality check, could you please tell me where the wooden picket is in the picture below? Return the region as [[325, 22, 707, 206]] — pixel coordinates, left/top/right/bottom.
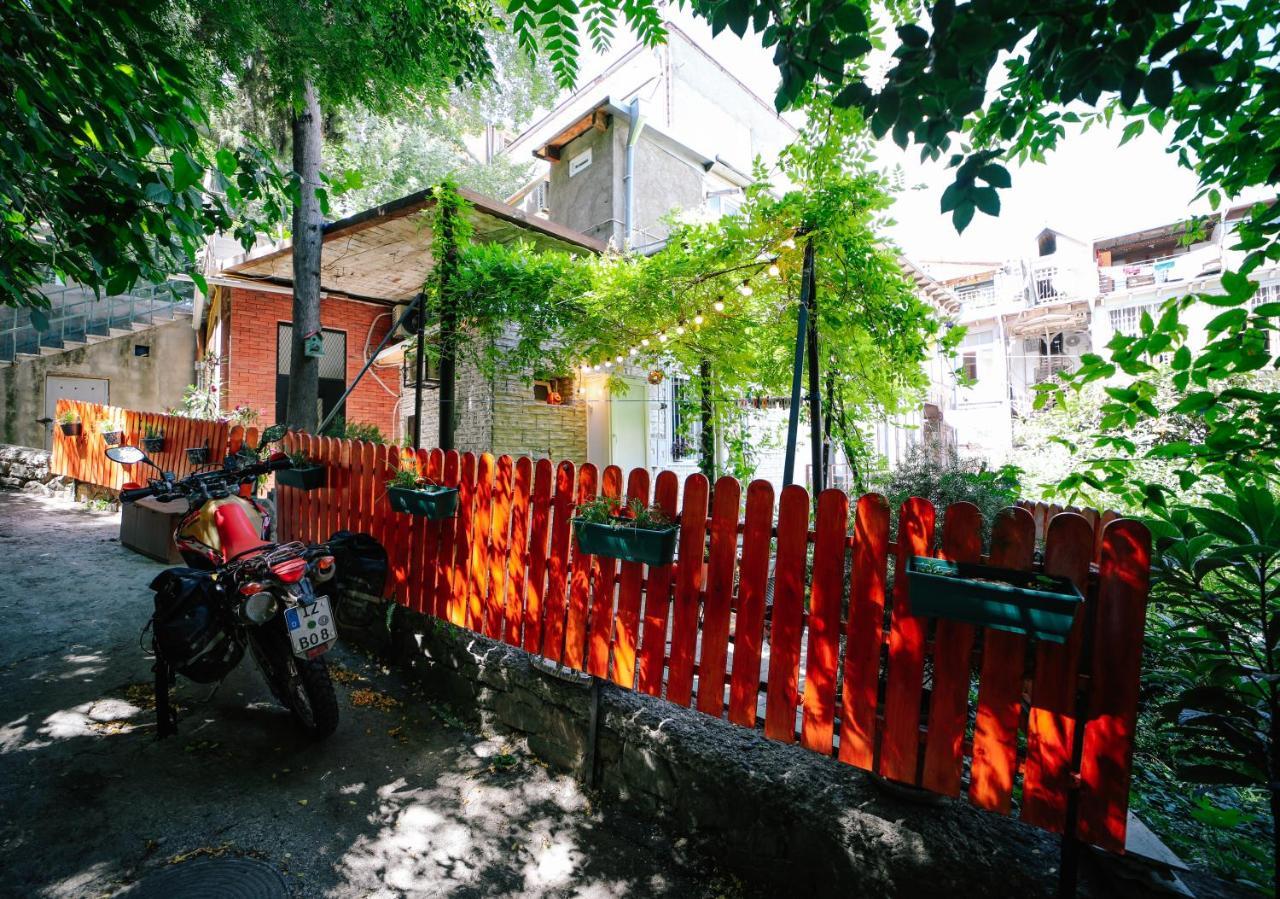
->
[[52, 401, 1157, 861]]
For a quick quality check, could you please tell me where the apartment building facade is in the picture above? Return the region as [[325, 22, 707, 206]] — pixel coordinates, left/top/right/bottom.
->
[[925, 203, 1280, 462]]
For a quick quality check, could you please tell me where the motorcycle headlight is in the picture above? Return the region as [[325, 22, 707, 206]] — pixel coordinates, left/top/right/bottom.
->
[[312, 554, 336, 583], [241, 591, 278, 624]]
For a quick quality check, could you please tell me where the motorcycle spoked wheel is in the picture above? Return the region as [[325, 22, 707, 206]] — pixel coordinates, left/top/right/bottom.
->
[[249, 627, 339, 740]]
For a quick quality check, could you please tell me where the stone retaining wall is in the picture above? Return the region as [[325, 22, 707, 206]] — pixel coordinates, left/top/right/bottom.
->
[[0, 445, 73, 497], [341, 603, 1202, 898]]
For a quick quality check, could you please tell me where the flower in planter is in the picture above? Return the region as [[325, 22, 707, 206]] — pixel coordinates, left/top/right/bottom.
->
[[575, 495, 673, 530]]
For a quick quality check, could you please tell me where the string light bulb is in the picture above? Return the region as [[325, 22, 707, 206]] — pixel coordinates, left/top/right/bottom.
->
[[694, 314, 704, 325], [768, 264, 780, 277], [780, 237, 796, 249], [615, 354, 623, 363], [716, 298, 728, 309], [629, 347, 638, 356], [658, 332, 668, 343], [675, 325, 685, 335], [641, 338, 650, 347]]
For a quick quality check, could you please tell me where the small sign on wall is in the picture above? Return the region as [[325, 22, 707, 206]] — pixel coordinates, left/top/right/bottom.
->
[[302, 330, 326, 359], [569, 148, 592, 177]]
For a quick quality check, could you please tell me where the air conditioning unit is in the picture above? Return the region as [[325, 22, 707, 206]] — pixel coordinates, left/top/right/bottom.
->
[[1065, 334, 1081, 348]]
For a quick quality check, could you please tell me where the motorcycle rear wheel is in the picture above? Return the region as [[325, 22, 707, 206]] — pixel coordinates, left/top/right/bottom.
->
[[282, 654, 339, 740]]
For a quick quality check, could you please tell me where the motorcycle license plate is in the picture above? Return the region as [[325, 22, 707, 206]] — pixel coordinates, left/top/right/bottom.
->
[[285, 597, 336, 659]]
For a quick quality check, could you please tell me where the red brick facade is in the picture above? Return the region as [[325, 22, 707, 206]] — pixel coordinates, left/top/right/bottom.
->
[[225, 287, 398, 436]]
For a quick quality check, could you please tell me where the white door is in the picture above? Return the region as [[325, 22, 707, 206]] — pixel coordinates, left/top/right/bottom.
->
[[610, 377, 647, 473], [44, 376, 109, 448]]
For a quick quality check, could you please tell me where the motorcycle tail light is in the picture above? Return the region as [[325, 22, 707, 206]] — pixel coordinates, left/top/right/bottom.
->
[[271, 558, 308, 584], [240, 591, 278, 624], [313, 555, 336, 583], [238, 581, 266, 596]]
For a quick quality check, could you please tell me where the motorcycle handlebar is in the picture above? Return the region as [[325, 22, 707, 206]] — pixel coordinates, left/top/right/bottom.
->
[[119, 485, 157, 503]]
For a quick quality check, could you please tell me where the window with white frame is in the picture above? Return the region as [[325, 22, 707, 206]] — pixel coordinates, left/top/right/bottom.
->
[[1109, 302, 1161, 337]]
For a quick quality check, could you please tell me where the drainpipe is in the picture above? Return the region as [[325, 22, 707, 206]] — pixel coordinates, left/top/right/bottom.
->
[[623, 99, 646, 250]]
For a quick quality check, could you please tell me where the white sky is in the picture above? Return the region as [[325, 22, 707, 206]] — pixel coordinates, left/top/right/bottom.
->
[[565, 7, 1232, 264]]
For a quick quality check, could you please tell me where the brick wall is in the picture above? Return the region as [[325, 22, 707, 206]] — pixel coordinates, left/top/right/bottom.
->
[[226, 287, 398, 436]]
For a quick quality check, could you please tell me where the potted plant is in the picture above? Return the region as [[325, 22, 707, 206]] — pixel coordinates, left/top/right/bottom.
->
[[386, 467, 458, 518], [573, 496, 679, 566], [141, 424, 165, 454], [99, 420, 123, 446], [275, 450, 327, 490], [905, 556, 1083, 643], [57, 410, 82, 437]]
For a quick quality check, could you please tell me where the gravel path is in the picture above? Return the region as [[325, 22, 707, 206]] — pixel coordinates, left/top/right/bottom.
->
[[0, 492, 739, 898]]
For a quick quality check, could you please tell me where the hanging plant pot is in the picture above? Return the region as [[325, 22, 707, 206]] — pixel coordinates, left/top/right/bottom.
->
[[906, 556, 1083, 643], [141, 436, 166, 454], [573, 518, 679, 566], [387, 485, 459, 519], [276, 465, 326, 491], [185, 446, 209, 466], [101, 429, 123, 447], [59, 421, 83, 437]]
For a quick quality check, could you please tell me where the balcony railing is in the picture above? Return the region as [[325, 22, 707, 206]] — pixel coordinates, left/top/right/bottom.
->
[[1098, 246, 1223, 295]]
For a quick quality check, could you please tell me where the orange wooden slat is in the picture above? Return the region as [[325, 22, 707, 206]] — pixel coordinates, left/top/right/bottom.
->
[[879, 497, 937, 784], [1077, 518, 1150, 852], [1021, 511, 1094, 833], [433, 451, 461, 620], [666, 473, 710, 707], [503, 456, 534, 646], [468, 453, 496, 632], [727, 479, 775, 726], [763, 484, 811, 742], [609, 467, 652, 688], [415, 448, 442, 615], [800, 488, 850, 753], [523, 458, 554, 652], [920, 502, 984, 795], [562, 462, 599, 670], [839, 492, 891, 770], [541, 461, 577, 660], [696, 477, 742, 717], [448, 452, 478, 626], [586, 465, 624, 678], [485, 455, 515, 638], [968, 505, 1037, 813], [635, 471, 680, 696]]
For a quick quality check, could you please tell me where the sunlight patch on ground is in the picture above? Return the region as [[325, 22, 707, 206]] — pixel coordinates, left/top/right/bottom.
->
[[40, 697, 142, 740]]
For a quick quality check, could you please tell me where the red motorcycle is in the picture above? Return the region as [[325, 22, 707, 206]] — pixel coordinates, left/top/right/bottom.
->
[[107, 433, 341, 739]]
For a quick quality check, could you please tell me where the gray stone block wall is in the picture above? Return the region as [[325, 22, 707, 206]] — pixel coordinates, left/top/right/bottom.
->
[[0, 444, 73, 497], [342, 605, 1163, 899]]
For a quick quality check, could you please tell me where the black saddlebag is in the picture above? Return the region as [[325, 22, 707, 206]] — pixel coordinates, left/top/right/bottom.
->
[[322, 531, 389, 599], [149, 567, 243, 683]]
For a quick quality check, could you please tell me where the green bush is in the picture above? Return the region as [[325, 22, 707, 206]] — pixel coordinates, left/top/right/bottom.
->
[[873, 442, 1022, 541], [321, 417, 388, 445]]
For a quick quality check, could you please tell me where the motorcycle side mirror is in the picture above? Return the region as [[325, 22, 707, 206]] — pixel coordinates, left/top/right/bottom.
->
[[105, 445, 148, 466], [260, 424, 288, 445]]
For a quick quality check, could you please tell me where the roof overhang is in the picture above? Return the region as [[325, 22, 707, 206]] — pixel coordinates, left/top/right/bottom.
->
[[218, 186, 606, 303], [1003, 300, 1090, 338]]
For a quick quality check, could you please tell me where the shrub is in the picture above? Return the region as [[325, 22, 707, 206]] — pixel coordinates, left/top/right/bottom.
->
[[873, 441, 1022, 541]]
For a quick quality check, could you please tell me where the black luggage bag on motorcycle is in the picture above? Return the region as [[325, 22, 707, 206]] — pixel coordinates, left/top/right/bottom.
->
[[316, 531, 388, 628], [149, 568, 243, 683]]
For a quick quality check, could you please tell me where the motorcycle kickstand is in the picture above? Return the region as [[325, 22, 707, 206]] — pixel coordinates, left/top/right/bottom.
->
[[154, 656, 178, 740]]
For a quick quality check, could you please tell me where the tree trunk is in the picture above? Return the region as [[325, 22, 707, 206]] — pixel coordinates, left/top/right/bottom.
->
[[699, 357, 715, 480], [804, 241, 822, 493], [437, 196, 460, 451], [286, 78, 323, 433]]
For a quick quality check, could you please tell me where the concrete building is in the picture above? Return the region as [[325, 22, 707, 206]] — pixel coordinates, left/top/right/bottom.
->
[[924, 202, 1280, 463], [502, 22, 798, 250]]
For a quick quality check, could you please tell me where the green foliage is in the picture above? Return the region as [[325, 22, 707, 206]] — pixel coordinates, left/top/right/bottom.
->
[[142, 423, 164, 439], [874, 442, 1022, 542], [57, 409, 80, 426], [1, 0, 289, 308], [504, 0, 665, 88], [387, 466, 424, 490], [575, 495, 673, 530], [322, 418, 389, 444]]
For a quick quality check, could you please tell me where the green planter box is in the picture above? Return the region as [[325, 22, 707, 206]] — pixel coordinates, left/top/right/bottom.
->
[[906, 556, 1083, 643], [101, 430, 123, 447], [387, 485, 459, 519], [59, 422, 82, 437], [573, 518, 679, 566], [141, 436, 165, 454], [276, 465, 326, 491]]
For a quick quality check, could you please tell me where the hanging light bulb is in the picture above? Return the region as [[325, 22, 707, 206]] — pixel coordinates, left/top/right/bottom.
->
[[629, 347, 639, 356], [641, 338, 650, 347], [768, 264, 780, 277], [615, 355, 623, 363], [605, 360, 613, 368], [675, 325, 685, 335], [715, 299, 728, 310], [694, 314, 704, 325], [755, 251, 770, 263], [780, 237, 796, 249], [658, 332, 668, 342], [582, 364, 591, 374]]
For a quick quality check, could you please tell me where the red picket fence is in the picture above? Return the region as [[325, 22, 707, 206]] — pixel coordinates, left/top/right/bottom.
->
[[51, 399, 260, 489], [276, 432, 1151, 856]]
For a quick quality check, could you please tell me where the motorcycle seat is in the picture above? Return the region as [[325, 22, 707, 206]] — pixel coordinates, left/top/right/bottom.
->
[[214, 504, 270, 561]]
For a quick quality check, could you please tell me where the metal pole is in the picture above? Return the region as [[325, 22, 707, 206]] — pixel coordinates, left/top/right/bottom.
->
[[782, 237, 815, 487], [412, 292, 427, 449], [317, 294, 421, 436], [807, 239, 823, 494]]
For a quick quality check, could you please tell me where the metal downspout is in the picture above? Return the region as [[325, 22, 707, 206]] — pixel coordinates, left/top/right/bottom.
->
[[623, 99, 646, 249]]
